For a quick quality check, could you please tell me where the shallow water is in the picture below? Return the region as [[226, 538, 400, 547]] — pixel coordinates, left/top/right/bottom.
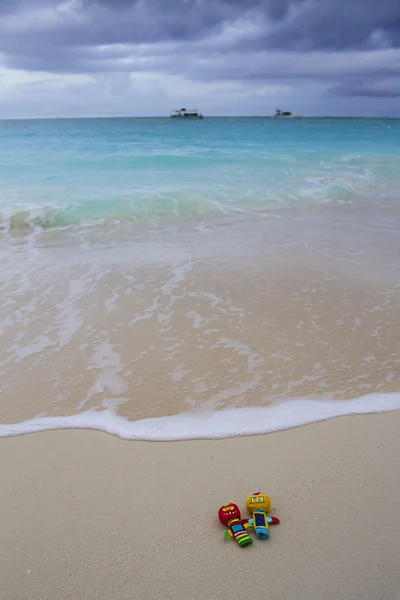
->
[[1, 118, 399, 438]]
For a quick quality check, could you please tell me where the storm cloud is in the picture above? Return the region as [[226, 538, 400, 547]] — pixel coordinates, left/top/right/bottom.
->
[[0, 0, 399, 117]]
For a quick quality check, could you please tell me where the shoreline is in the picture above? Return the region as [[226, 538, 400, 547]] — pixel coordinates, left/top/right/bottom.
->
[[2, 411, 400, 600], [1, 393, 400, 440], [2, 196, 399, 428]]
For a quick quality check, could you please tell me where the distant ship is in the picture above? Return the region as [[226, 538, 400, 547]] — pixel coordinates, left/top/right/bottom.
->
[[170, 108, 204, 119], [272, 108, 299, 119]]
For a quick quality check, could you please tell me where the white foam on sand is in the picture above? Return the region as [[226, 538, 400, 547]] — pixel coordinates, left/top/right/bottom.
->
[[1, 392, 400, 440]]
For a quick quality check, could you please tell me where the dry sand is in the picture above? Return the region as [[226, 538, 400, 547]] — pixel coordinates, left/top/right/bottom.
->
[[2, 412, 400, 600]]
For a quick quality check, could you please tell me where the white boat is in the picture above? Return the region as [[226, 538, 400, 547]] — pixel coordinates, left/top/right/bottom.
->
[[272, 108, 299, 119], [170, 108, 204, 119]]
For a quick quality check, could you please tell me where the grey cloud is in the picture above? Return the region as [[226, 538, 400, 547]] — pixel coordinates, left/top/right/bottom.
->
[[264, 0, 400, 51], [0, 0, 399, 113], [176, 49, 400, 81], [331, 78, 400, 98], [1, 1, 399, 54]]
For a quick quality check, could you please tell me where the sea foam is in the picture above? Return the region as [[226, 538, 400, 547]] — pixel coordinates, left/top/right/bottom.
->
[[0, 392, 399, 440]]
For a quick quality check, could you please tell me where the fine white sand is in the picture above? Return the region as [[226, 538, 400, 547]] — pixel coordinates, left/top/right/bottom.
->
[[2, 411, 400, 600]]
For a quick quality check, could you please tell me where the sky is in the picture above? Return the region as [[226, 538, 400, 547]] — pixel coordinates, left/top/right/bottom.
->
[[0, 0, 399, 118]]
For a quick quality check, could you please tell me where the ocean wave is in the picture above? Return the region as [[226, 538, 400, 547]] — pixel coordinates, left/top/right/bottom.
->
[[0, 208, 64, 231], [0, 393, 399, 440], [0, 183, 378, 234]]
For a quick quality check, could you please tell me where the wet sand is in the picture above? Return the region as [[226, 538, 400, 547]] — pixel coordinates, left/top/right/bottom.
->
[[2, 411, 400, 600], [1, 217, 400, 427]]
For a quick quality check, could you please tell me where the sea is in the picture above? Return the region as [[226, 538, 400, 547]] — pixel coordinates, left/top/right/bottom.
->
[[1, 117, 399, 439]]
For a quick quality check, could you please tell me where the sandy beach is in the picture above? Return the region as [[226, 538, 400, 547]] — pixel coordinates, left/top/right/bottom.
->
[[2, 411, 399, 600]]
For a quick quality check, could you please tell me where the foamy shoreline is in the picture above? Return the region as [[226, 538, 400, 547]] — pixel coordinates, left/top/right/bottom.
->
[[1, 392, 400, 440], [2, 411, 400, 600], [2, 199, 400, 425]]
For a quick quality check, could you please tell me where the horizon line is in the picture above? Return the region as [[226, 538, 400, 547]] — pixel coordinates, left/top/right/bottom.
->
[[0, 114, 399, 121]]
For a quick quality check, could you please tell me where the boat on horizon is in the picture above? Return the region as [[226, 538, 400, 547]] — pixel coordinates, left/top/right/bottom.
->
[[272, 108, 299, 119], [170, 108, 204, 120]]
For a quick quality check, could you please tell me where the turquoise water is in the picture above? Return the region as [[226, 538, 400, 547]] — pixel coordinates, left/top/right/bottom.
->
[[1, 117, 399, 232], [1, 117, 400, 439]]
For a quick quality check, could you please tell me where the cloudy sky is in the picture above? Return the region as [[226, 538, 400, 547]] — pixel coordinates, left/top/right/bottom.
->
[[0, 0, 399, 118]]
